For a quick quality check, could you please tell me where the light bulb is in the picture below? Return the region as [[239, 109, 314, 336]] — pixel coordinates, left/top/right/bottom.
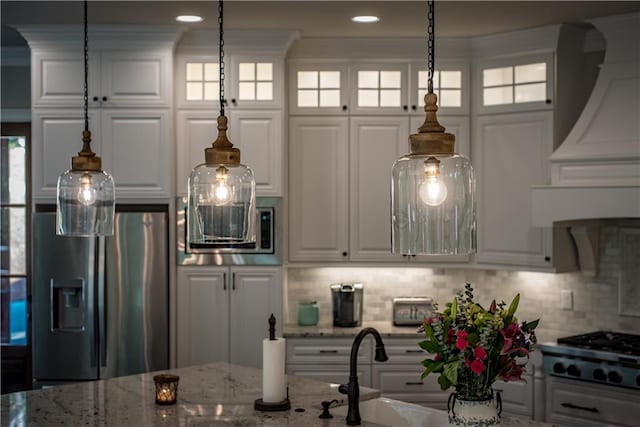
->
[[77, 173, 97, 206], [211, 166, 232, 205], [418, 156, 447, 206]]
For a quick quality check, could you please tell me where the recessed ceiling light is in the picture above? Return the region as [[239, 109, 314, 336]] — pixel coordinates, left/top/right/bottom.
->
[[352, 16, 380, 23], [176, 15, 203, 23]]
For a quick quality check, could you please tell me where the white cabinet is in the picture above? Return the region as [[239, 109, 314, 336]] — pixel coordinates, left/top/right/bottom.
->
[[473, 111, 554, 268], [177, 266, 283, 369], [32, 49, 171, 108], [285, 337, 373, 388], [176, 109, 282, 196], [545, 378, 640, 427], [32, 108, 171, 200], [349, 116, 408, 262], [289, 116, 349, 262]]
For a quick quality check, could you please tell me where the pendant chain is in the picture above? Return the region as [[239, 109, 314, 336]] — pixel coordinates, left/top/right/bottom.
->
[[219, 0, 226, 117], [427, 0, 435, 94], [83, 0, 89, 132]]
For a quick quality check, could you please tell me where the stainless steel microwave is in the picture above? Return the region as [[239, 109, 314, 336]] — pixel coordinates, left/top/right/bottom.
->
[[176, 197, 281, 265]]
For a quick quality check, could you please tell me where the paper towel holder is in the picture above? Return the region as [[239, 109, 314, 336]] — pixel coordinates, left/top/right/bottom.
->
[[255, 386, 291, 412]]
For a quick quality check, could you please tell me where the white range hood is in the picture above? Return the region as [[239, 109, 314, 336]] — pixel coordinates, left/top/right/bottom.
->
[[532, 13, 640, 228]]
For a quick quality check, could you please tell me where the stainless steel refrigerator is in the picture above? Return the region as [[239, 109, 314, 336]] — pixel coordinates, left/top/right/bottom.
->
[[32, 205, 169, 386]]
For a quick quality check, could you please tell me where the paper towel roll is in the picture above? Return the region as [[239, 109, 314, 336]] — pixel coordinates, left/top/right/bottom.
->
[[262, 337, 286, 403]]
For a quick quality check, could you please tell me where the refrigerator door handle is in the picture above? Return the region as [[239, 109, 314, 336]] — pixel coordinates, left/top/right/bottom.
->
[[98, 236, 107, 368], [223, 272, 227, 291], [232, 272, 236, 291]]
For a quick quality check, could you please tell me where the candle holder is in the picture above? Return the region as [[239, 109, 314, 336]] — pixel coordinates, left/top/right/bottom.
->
[[153, 374, 179, 405]]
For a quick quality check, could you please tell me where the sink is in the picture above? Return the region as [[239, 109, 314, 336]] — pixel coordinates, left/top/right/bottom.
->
[[333, 397, 449, 427]]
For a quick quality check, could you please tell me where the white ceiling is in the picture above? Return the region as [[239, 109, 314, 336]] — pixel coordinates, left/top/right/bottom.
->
[[2, 1, 639, 46]]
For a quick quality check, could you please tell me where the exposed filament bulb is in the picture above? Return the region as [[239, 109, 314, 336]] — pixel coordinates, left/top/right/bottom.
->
[[77, 172, 97, 206], [211, 165, 232, 205], [418, 156, 447, 206]]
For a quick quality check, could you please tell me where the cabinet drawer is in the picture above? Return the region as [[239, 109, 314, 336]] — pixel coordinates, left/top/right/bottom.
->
[[286, 337, 372, 365], [375, 338, 426, 364], [372, 365, 446, 395], [287, 364, 371, 388], [493, 377, 533, 417], [546, 378, 640, 427]]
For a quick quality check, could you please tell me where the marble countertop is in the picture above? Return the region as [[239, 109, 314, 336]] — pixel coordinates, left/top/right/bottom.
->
[[284, 321, 424, 338], [1, 362, 552, 427], [1, 362, 383, 426]]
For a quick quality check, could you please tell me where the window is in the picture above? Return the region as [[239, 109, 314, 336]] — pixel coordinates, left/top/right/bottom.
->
[[238, 62, 273, 101], [357, 70, 402, 107], [186, 62, 219, 101], [417, 70, 462, 107], [1, 125, 29, 347], [297, 70, 341, 108], [482, 62, 547, 106]]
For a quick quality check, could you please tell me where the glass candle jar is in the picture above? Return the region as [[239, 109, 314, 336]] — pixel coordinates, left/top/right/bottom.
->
[[297, 301, 319, 326], [153, 374, 179, 405]]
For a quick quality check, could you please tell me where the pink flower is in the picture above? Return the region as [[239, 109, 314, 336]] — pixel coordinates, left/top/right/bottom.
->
[[447, 329, 456, 343], [470, 359, 486, 375], [464, 358, 472, 367], [426, 317, 434, 325], [474, 346, 488, 360], [456, 330, 468, 339], [434, 354, 441, 361], [456, 338, 468, 351]]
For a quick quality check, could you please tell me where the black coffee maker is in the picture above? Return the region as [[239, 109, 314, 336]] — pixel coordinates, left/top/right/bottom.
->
[[330, 283, 364, 327]]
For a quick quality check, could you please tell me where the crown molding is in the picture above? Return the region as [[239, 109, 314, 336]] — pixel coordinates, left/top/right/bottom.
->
[[177, 29, 299, 56]]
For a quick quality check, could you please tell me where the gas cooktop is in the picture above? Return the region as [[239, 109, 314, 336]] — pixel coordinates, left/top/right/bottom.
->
[[557, 331, 640, 356], [541, 331, 640, 390]]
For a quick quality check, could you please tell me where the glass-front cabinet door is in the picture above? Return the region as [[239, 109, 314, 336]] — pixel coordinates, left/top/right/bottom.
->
[[349, 63, 409, 115], [288, 62, 349, 115], [409, 61, 470, 116]]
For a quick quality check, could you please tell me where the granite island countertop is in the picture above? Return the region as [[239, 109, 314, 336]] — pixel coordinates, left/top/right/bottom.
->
[[284, 321, 424, 338], [1, 362, 552, 427]]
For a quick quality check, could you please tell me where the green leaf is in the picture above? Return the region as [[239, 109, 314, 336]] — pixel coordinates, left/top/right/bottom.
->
[[437, 374, 452, 391], [443, 361, 460, 385], [419, 340, 442, 354], [451, 297, 458, 318], [467, 333, 479, 347], [507, 293, 520, 317], [422, 320, 436, 340], [522, 319, 540, 332], [421, 360, 444, 379]]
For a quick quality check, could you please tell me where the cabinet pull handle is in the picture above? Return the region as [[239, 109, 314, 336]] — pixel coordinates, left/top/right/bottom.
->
[[561, 403, 599, 413], [232, 272, 236, 291], [319, 350, 338, 354], [405, 349, 422, 353], [223, 273, 227, 291], [405, 381, 424, 386]]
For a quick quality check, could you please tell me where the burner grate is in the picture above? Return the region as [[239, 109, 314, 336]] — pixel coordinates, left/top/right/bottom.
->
[[558, 331, 640, 356]]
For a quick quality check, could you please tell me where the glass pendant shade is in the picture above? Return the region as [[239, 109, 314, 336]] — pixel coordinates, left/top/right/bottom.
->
[[391, 93, 476, 255], [188, 116, 256, 244], [57, 169, 115, 236]]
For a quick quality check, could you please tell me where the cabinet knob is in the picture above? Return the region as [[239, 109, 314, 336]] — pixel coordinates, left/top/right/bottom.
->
[[546, 99, 552, 104], [411, 105, 417, 111], [403, 105, 408, 111], [342, 105, 348, 111], [92, 96, 99, 102], [102, 96, 108, 102], [342, 251, 348, 257], [544, 256, 551, 262], [231, 98, 237, 105]]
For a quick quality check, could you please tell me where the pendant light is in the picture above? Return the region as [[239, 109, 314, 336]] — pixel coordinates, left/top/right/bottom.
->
[[56, 0, 115, 236], [391, 0, 476, 255], [188, 0, 256, 244]]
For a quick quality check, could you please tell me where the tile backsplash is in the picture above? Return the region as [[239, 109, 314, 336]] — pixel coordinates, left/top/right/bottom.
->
[[286, 226, 640, 342]]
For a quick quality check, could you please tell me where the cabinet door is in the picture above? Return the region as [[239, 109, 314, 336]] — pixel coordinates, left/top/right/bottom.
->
[[289, 117, 349, 261], [100, 50, 171, 107], [228, 56, 283, 109], [31, 50, 100, 108], [31, 109, 101, 201], [100, 109, 170, 199], [175, 110, 217, 196], [473, 111, 553, 268], [349, 63, 409, 116], [288, 62, 349, 116], [349, 116, 408, 261], [229, 110, 283, 196], [176, 268, 229, 367], [229, 267, 283, 368]]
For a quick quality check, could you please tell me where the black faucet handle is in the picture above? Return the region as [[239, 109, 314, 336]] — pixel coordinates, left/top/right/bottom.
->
[[338, 383, 349, 395], [319, 399, 339, 419]]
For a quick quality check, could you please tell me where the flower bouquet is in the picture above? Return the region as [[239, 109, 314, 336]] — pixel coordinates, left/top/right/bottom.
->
[[419, 283, 539, 426]]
